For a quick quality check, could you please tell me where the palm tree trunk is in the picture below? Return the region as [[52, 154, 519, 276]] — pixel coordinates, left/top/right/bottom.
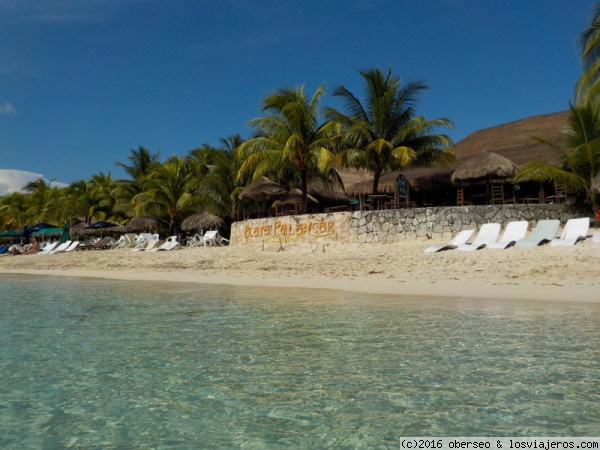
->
[[372, 170, 381, 195], [301, 169, 308, 214]]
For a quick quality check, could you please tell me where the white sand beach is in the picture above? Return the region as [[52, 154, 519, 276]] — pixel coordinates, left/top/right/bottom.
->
[[1, 238, 599, 302]]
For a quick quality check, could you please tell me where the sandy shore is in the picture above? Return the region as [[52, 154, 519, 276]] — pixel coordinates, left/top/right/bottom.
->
[[1, 239, 599, 302]]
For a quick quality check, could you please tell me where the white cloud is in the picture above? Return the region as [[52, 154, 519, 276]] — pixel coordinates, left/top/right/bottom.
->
[[0, 102, 17, 115], [0, 169, 67, 196]]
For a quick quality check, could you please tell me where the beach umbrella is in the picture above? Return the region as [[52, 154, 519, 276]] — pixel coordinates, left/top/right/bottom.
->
[[61, 222, 70, 243], [0, 230, 23, 242], [181, 211, 225, 232], [85, 221, 122, 237], [32, 227, 63, 237], [27, 222, 59, 233], [239, 176, 287, 202], [0, 230, 23, 237], [126, 215, 167, 232]]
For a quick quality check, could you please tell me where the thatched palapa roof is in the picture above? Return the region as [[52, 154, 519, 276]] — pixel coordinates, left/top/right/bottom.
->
[[239, 177, 287, 202], [451, 111, 568, 165], [181, 211, 224, 232], [451, 151, 519, 184], [346, 167, 453, 196], [126, 215, 167, 232]]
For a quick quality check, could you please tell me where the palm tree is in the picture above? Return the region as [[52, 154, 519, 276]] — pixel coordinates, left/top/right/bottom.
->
[[116, 146, 160, 181], [188, 135, 245, 221], [236, 84, 340, 212], [324, 67, 456, 194], [576, 2, 600, 104], [0, 191, 30, 228], [114, 146, 161, 219], [132, 155, 199, 234], [67, 180, 106, 224], [514, 103, 600, 207], [23, 178, 54, 222]]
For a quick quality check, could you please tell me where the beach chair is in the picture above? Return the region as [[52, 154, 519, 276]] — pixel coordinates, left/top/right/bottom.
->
[[37, 241, 58, 255], [133, 233, 154, 251], [514, 219, 560, 248], [202, 230, 228, 246], [550, 218, 590, 247], [456, 223, 501, 252], [149, 236, 180, 252], [487, 221, 529, 249], [424, 229, 476, 253], [593, 231, 600, 243], [62, 241, 80, 252], [134, 238, 159, 252], [48, 240, 72, 254], [116, 233, 136, 249]]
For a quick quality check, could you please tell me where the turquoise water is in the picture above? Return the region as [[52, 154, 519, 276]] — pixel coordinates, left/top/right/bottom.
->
[[1, 274, 599, 449]]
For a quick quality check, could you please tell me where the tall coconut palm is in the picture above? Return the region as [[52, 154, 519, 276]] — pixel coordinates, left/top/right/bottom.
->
[[324, 68, 455, 194], [132, 155, 198, 234], [23, 178, 54, 222], [0, 191, 30, 228], [514, 103, 600, 207], [236, 84, 340, 212], [67, 180, 106, 224], [576, 2, 600, 104], [114, 146, 161, 218], [189, 135, 245, 220]]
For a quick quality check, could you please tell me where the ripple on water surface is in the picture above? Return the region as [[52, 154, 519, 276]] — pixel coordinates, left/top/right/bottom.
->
[[1, 274, 599, 448]]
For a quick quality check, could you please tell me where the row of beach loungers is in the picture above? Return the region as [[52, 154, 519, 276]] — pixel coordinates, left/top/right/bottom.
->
[[1, 229, 229, 256], [425, 218, 598, 253]]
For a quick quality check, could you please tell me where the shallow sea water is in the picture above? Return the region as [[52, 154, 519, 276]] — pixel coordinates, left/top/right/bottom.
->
[[1, 274, 599, 449]]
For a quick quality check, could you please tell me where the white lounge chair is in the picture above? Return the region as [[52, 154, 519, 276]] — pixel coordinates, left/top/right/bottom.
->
[[37, 241, 58, 255], [48, 240, 72, 254], [487, 221, 529, 249], [116, 233, 136, 249], [515, 219, 560, 248], [550, 218, 590, 246], [593, 231, 600, 243], [149, 236, 180, 252], [132, 233, 157, 251], [456, 223, 501, 252], [424, 229, 476, 253], [63, 241, 80, 252], [202, 230, 228, 246]]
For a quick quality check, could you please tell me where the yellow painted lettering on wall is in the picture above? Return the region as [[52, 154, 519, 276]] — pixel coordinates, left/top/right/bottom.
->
[[245, 220, 335, 240]]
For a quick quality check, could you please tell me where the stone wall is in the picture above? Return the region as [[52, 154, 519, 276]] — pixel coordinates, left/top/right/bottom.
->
[[230, 204, 588, 246], [349, 204, 587, 244]]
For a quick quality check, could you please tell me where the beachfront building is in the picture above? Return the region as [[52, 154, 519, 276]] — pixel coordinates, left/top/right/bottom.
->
[[343, 110, 571, 209]]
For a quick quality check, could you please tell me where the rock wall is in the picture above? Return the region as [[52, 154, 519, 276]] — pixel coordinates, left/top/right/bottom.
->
[[230, 204, 588, 246]]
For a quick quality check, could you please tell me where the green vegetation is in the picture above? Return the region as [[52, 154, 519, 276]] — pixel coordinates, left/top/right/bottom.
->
[[325, 68, 455, 194], [1, 68, 452, 231], [2, 1, 599, 233], [515, 2, 600, 209]]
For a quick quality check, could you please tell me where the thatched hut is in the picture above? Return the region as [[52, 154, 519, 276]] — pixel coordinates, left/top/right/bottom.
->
[[451, 151, 519, 185], [239, 177, 287, 202], [126, 216, 167, 232], [181, 211, 225, 232]]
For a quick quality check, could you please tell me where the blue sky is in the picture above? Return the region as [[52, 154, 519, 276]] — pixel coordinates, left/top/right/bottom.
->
[[0, 0, 593, 193]]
